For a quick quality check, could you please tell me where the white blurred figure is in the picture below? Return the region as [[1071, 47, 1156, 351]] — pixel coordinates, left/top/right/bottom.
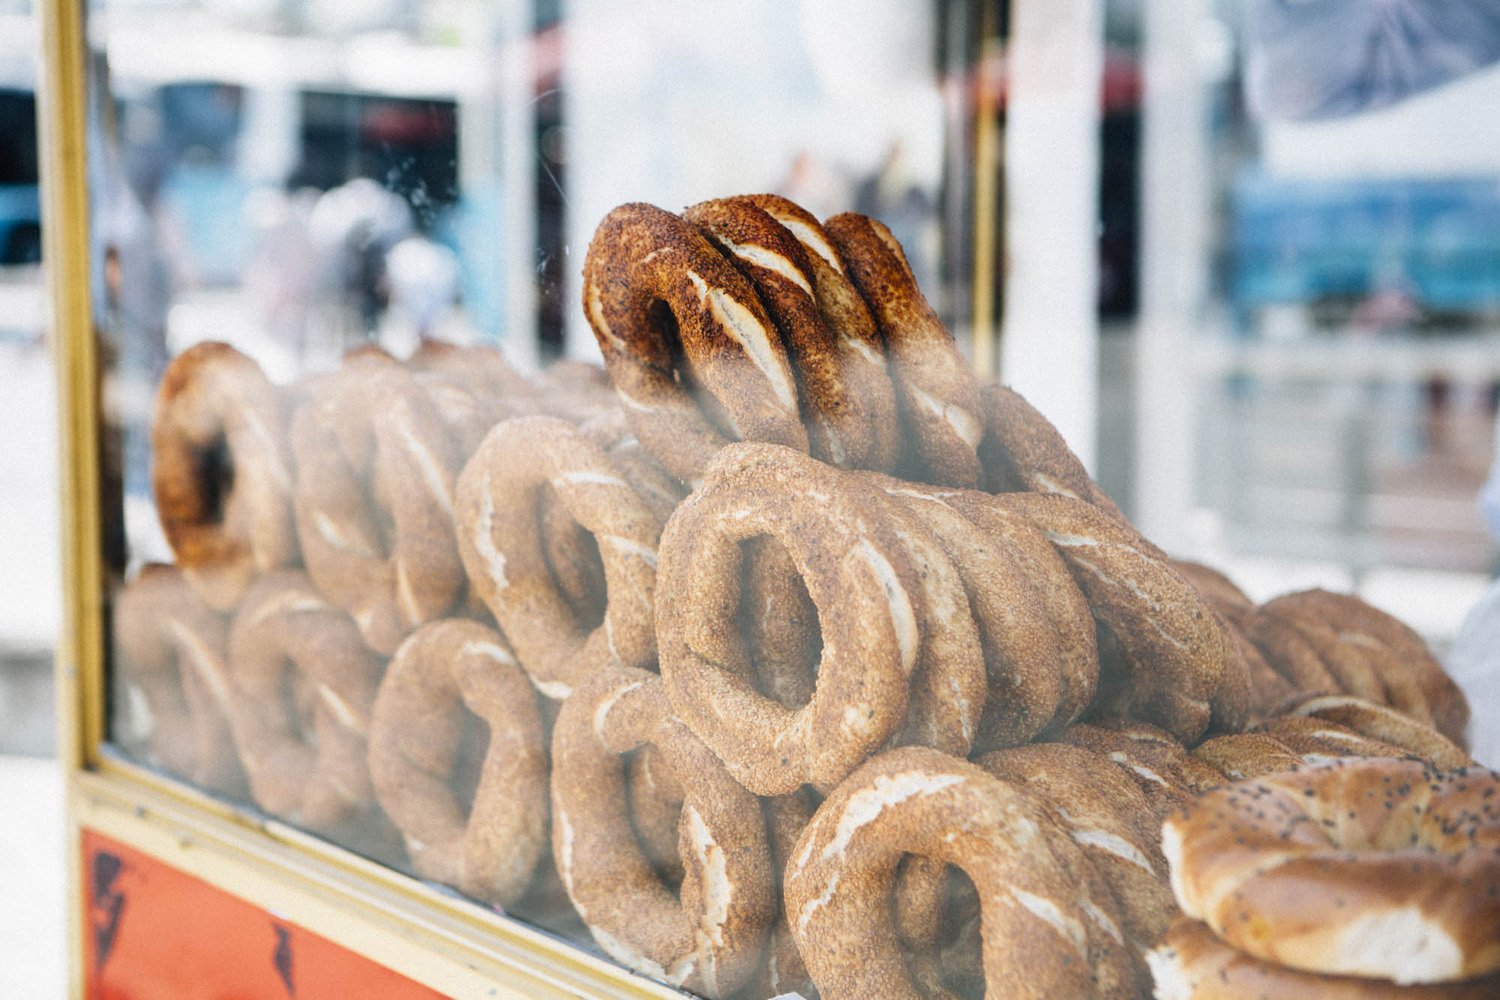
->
[[308, 177, 412, 349], [383, 234, 462, 352], [1451, 434, 1500, 767]]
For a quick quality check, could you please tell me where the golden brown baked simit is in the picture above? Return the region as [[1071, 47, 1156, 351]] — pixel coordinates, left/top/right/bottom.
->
[[1163, 757, 1500, 984], [1148, 916, 1500, 999], [784, 746, 1139, 999], [655, 442, 923, 795], [824, 212, 983, 488], [368, 619, 547, 906], [550, 667, 775, 999], [454, 416, 663, 700], [290, 351, 468, 654], [732, 193, 902, 472], [582, 202, 807, 482], [151, 341, 297, 610], [113, 563, 242, 792], [226, 571, 382, 831]]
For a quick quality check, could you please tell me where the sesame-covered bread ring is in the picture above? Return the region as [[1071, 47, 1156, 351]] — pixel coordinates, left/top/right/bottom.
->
[[977, 383, 1125, 518], [978, 742, 1176, 955], [784, 746, 1138, 1000], [1267, 589, 1469, 746], [942, 491, 1099, 735], [733, 193, 901, 472], [865, 477, 1062, 749], [550, 667, 775, 999], [1257, 715, 1414, 761], [113, 563, 242, 792], [454, 416, 663, 700], [1192, 732, 1309, 782], [860, 484, 987, 759], [1280, 694, 1470, 770], [744, 789, 819, 1000], [151, 342, 297, 610], [685, 198, 872, 470], [1172, 564, 1295, 724], [988, 492, 1231, 742], [582, 202, 807, 482], [1148, 916, 1500, 1000], [1060, 723, 1214, 821], [824, 212, 983, 488], [409, 338, 540, 407], [656, 443, 922, 796], [368, 619, 547, 906], [227, 571, 382, 831], [1162, 758, 1500, 983], [1244, 608, 1343, 697], [1260, 594, 1390, 706], [291, 354, 466, 654]]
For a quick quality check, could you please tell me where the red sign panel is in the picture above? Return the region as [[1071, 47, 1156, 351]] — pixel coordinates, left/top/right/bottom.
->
[[82, 830, 448, 999]]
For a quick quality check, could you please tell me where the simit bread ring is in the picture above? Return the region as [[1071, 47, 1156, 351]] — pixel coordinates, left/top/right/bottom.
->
[[1192, 732, 1309, 782], [152, 341, 297, 609], [942, 491, 1099, 735], [550, 667, 775, 998], [866, 477, 1063, 749], [732, 193, 901, 472], [368, 619, 547, 906], [1168, 562, 1293, 721], [1061, 723, 1216, 821], [987, 492, 1231, 742], [1162, 757, 1500, 983], [824, 212, 983, 488], [409, 338, 539, 407], [784, 746, 1138, 1000], [1244, 608, 1343, 698], [1266, 589, 1469, 746], [582, 202, 806, 482], [113, 563, 242, 791], [860, 483, 987, 759], [1148, 916, 1500, 1000], [227, 571, 382, 831], [454, 416, 663, 700], [978, 742, 1176, 955], [1257, 715, 1416, 762], [743, 789, 819, 1000], [1260, 594, 1390, 706], [655, 443, 922, 795], [1280, 694, 1470, 770], [977, 383, 1124, 518], [291, 353, 466, 653], [685, 198, 870, 469]]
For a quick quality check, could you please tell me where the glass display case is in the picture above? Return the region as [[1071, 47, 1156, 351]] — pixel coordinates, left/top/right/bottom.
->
[[40, 1, 1499, 998]]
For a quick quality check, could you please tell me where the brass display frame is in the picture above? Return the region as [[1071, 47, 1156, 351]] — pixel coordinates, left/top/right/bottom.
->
[[38, 1, 678, 995]]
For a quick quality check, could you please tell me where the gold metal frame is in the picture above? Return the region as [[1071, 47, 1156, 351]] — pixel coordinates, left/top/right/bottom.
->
[[37, 2, 677, 995]]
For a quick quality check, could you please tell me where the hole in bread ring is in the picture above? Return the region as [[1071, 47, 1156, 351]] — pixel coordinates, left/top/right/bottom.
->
[[455, 416, 664, 700], [227, 571, 382, 832], [582, 202, 808, 483], [784, 746, 1138, 1000], [369, 619, 548, 906], [656, 443, 921, 795], [291, 354, 467, 654], [551, 667, 776, 998], [151, 342, 297, 610], [1163, 758, 1500, 983], [113, 563, 244, 793]]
